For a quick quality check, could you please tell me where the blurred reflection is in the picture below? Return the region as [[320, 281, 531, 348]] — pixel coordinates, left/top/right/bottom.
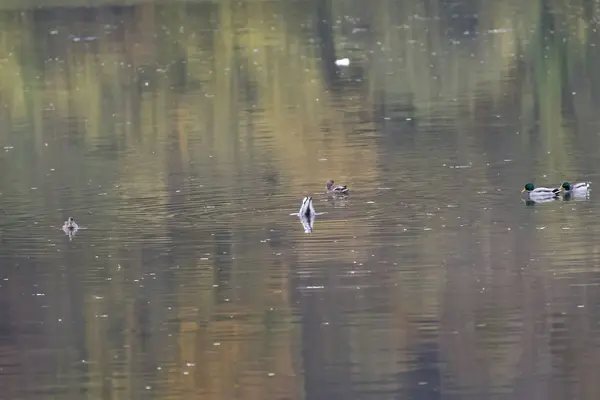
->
[[1, 0, 600, 399]]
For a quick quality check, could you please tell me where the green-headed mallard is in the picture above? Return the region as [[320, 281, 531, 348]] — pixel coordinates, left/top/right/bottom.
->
[[521, 183, 561, 199], [561, 181, 590, 197]]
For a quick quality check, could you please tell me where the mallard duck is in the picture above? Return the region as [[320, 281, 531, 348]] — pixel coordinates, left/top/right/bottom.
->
[[561, 181, 590, 197], [326, 180, 349, 195], [62, 217, 79, 231], [521, 183, 561, 199], [298, 196, 316, 218]]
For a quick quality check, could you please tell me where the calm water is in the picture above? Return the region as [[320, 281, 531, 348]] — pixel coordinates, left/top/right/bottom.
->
[[2, 0, 600, 399]]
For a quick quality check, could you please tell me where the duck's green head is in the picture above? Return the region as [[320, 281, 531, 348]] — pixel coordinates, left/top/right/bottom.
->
[[561, 181, 571, 190], [522, 183, 535, 193]]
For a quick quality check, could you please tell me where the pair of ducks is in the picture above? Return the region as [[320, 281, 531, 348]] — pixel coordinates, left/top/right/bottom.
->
[[298, 180, 350, 219], [522, 181, 590, 200]]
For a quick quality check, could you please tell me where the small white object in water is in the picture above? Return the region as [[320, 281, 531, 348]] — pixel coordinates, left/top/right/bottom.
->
[[335, 58, 350, 66]]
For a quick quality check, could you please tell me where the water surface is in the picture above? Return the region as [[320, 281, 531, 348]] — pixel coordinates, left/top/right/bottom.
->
[[2, 1, 600, 399]]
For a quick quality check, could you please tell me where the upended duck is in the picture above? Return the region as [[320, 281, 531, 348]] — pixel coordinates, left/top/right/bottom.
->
[[63, 217, 79, 230], [297, 196, 316, 233], [326, 180, 349, 195], [298, 196, 316, 218], [561, 181, 590, 197], [521, 183, 561, 199]]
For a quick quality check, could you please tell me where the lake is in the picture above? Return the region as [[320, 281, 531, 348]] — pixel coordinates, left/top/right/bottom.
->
[[2, 0, 600, 399]]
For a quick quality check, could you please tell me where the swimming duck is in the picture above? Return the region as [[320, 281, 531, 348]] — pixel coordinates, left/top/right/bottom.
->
[[298, 196, 316, 218], [561, 181, 590, 197], [63, 217, 79, 230], [326, 180, 349, 195], [521, 183, 561, 199]]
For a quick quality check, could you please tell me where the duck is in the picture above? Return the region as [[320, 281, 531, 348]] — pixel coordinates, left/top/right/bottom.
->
[[298, 196, 316, 218], [326, 180, 349, 195], [521, 183, 561, 199], [560, 181, 590, 197], [62, 217, 79, 231]]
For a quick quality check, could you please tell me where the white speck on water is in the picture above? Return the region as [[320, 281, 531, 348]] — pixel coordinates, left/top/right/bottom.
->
[[268, 372, 275, 377], [213, 342, 221, 346], [577, 304, 584, 308]]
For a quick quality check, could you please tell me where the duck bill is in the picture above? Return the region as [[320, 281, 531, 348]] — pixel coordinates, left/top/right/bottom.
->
[[521, 188, 526, 193]]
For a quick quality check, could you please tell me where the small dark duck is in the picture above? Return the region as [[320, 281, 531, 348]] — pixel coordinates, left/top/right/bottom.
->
[[62, 217, 79, 230], [326, 180, 349, 195]]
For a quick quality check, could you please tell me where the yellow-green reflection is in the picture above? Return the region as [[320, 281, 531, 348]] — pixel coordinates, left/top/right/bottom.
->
[[1, 0, 600, 398]]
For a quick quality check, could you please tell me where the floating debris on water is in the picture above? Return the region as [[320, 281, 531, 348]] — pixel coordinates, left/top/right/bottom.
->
[[335, 58, 350, 66]]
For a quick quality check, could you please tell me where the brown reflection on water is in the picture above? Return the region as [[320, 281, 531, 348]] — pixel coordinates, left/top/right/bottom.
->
[[3, 0, 600, 399]]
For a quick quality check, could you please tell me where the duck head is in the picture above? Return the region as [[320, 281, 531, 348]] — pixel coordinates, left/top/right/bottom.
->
[[521, 183, 535, 193]]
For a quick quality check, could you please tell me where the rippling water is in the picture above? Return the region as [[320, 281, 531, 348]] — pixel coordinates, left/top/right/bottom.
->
[[3, 0, 600, 399]]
